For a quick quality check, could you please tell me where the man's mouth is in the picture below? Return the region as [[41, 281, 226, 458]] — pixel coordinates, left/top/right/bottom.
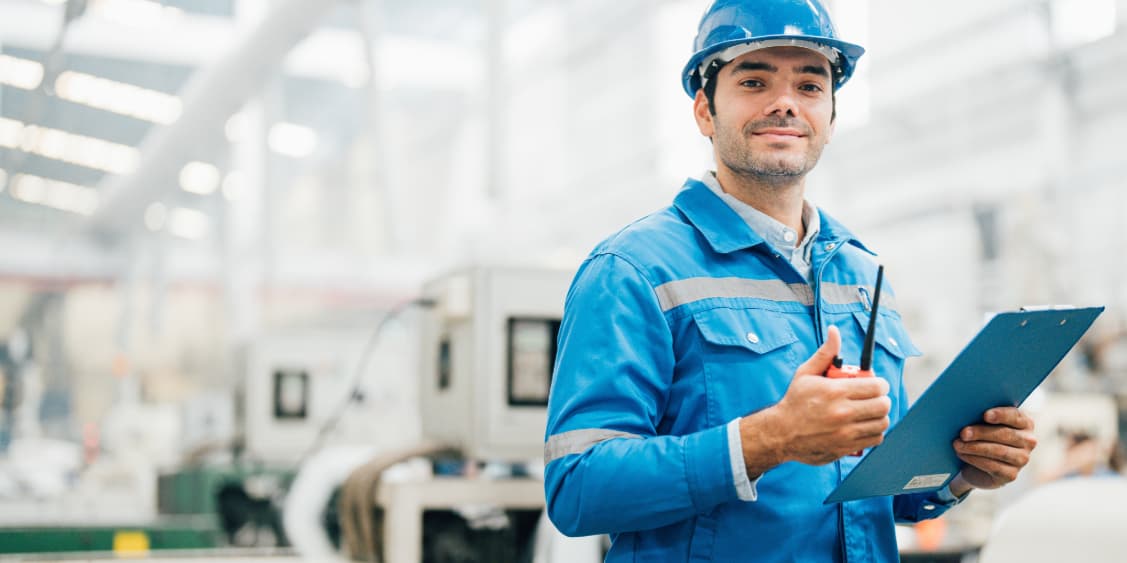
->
[[752, 128, 805, 141]]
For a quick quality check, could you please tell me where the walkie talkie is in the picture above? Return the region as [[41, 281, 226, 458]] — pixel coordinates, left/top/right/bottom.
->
[[826, 264, 884, 455]]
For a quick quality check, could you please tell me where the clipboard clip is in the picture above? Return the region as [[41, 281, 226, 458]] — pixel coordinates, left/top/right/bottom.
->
[[1019, 304, 1077, 312]]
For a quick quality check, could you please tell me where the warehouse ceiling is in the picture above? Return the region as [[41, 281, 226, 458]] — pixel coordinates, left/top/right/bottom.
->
[[0, 0, 488, 246]]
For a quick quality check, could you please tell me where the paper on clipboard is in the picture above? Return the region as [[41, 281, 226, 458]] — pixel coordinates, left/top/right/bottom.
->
[[824, 306, 1104, 504]]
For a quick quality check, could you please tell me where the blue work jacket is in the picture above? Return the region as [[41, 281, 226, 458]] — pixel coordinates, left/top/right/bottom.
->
[[544, 179, 957, 562]]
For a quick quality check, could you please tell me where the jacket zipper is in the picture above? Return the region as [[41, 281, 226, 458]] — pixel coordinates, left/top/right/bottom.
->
[[812, 238, 847, 346], [811, 237, 849, 563]]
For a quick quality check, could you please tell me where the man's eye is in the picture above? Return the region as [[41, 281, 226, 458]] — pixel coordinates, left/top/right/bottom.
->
[[740, 79, 764, 88], [799, 84, 825, 93]]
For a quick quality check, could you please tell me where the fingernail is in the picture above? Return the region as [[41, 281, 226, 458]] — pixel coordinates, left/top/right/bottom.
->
[[963, 429, 973, 440], [986, 411, 997, 423]]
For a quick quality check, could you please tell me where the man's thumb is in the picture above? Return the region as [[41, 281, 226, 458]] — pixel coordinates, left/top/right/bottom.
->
[[796, 324, 841, 377]]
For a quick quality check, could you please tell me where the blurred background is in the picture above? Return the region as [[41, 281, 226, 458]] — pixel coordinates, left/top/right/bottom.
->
[[0, 0, 1126, 561]]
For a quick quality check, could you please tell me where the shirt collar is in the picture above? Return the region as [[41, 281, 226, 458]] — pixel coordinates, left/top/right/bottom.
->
[[673, 178, 765, 254], [673, 175, 875, 256], [698, 171, 820, 255]]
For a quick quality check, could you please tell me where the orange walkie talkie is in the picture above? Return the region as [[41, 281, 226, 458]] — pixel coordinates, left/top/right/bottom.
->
[[826, 264, 883, 455]]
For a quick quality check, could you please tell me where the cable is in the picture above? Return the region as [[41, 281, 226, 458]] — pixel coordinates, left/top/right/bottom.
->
[[294, 296, 437, 467]]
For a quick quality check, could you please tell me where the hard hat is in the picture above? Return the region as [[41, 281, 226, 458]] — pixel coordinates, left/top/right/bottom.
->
[[681, 0, 866, 97]]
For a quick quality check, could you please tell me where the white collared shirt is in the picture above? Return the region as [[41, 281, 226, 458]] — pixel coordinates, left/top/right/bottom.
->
[[699, 171, 821, 283]]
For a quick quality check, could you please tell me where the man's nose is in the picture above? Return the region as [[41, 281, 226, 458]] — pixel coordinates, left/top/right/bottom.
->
[[764, 89, 799, 117]]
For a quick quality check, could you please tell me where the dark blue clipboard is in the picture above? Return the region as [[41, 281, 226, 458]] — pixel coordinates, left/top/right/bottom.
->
[[824, 306, 1105, 504]]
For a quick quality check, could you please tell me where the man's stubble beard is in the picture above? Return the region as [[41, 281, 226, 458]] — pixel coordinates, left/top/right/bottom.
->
[[714, 116, 827, 185]]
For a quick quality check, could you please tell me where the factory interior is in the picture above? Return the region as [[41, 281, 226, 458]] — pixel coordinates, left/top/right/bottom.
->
[[1, 0, 1127, 561]]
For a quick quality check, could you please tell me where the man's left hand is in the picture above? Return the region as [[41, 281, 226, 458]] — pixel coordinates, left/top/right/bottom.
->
[[950, 407, 1038, 496]]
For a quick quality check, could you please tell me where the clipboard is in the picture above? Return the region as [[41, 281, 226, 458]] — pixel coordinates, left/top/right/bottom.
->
[[824, 306, 1105, 504]]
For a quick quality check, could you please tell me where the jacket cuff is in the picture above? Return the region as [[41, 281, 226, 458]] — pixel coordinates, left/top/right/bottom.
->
[[684, 424, 739, 512], [727, 418, 760, 501], [933, 483, 970, 506]]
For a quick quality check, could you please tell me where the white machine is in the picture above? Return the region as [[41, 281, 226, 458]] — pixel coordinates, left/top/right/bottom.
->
[[244, 326, 421, 464], [282, 266, 601, 562], [418, 265, 574, 461], [979, 477, 1127, 563]]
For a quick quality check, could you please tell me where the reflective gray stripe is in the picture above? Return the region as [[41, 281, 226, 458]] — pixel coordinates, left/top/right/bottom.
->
[[654, 277, 812, 311], [653, 277, 897, 313], [821, 282, 898, 312], [821, 283, 860, 305], [544, 428, 642, 464]]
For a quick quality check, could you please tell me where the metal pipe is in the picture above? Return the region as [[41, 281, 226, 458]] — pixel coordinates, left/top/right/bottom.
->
[[82, 0, 339, 243]]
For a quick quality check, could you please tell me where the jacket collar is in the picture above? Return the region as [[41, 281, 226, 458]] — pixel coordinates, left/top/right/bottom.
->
[[673, 178, 876, 256]]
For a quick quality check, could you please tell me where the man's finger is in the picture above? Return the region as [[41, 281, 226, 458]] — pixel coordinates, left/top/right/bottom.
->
[[955, 440, 1031, 468], [840, 377, 891, 400], [850, 395, 892, 421], [845, 417, 891, 442], [984, 407, 1034, 430], [956, 453, 1021, 482], [796, 324, 841, 378], [959, 425, 1037, 450]]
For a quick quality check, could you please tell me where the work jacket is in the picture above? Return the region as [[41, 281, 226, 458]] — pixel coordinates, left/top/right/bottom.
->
[[544, 179, 958, 562]]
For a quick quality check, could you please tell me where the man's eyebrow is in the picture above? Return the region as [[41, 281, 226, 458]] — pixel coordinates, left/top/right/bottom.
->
[[798, 64, 830, 78], [729, 61, 777, 74], [728, 61, 830, 78]]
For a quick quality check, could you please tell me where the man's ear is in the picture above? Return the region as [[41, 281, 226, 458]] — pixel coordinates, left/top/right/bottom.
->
[[693, 89, 714, 138]]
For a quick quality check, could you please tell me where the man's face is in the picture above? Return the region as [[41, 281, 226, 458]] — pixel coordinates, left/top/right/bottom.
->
[[694, 46, 835, 181]]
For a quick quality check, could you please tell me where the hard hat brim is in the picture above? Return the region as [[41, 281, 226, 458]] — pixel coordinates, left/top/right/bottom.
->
[[681, 34, 865, 97]]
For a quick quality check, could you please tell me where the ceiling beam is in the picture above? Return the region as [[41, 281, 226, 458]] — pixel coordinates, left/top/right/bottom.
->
[[79, 0, 339, 242], [1, 3, 482, 93], [2, 1, 351, 83]]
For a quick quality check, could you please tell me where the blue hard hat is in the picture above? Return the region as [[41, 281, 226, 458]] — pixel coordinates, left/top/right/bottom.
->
[[681, 0, 866, 97]]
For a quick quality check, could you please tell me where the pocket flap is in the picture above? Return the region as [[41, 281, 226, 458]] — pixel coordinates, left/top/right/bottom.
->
[[852, 311, 922, 359], [693, 307, 799, 354]]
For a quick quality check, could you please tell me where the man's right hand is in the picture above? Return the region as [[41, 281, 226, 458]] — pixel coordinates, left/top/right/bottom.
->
[[739, 325, 892, 477]]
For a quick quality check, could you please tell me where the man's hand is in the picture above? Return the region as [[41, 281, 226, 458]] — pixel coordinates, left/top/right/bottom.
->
[[740, 325, 892, 477], [948, 407, 1038, 496]]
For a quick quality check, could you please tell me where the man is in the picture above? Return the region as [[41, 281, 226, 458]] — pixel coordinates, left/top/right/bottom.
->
[[542, 0, 1038, 561]]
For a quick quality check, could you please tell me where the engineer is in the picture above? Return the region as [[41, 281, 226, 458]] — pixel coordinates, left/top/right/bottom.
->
[[543, 0, 1037, 561]]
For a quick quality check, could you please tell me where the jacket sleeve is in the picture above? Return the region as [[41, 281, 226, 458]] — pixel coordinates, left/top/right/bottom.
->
[[543, 252, 737, 537]]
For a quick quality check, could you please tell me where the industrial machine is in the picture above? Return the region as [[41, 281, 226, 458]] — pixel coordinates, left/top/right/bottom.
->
[[243, 326, 420, 465], [329, 265, 605, 563], [155, 320, 424, 552], [417, 265, 573, 461], [154, 265, 597, 561]]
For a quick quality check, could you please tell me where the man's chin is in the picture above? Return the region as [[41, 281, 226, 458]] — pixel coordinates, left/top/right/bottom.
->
[[727, 166, 806, 180], [749, 159, 808, 177]]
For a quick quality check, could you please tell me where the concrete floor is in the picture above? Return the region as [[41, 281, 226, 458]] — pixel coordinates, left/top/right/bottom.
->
[[0, 549, 305, 562]]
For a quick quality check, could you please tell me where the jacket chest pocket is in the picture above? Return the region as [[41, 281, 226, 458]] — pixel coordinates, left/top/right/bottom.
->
[[691, 307, 802, 425], [845, 310, 921, 426], [850, 311, 921, 367]]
